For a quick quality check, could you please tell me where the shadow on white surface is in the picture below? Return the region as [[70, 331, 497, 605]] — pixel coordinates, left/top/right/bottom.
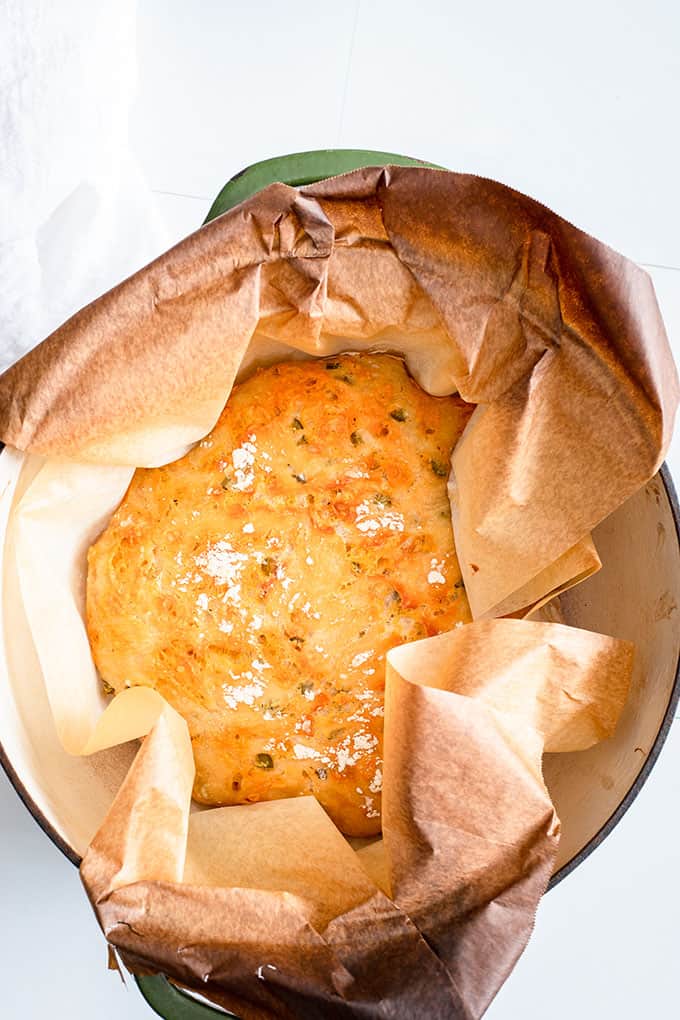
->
[[0, 766, 151, 1018]]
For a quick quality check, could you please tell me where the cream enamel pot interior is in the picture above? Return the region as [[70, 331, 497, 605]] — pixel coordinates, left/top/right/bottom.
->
[[0, 444, 679, 885]]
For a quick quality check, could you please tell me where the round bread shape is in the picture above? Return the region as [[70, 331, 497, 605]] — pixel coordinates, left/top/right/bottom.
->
[[86, 353, 474, 836]]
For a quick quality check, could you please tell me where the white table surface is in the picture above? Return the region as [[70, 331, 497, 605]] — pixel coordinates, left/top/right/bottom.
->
[[2, 2, 679, 1017]]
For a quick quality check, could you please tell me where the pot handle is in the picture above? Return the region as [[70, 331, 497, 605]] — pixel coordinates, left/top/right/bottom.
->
[[203, 148, 441, 223], [135, 975, 238, 1019]]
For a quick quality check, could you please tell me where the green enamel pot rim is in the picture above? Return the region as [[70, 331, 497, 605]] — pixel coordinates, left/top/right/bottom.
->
[[203, 148, 442, 225], [2, 148, 679, 1019]]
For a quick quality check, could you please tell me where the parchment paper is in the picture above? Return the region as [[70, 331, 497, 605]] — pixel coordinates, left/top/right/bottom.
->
[[1, 166, 675, 617], [1, 164, 674, 1016], [77, 616, 631, 1020]]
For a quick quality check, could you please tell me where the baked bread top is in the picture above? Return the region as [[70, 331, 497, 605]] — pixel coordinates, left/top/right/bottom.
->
[[86, 353, 473, 836]]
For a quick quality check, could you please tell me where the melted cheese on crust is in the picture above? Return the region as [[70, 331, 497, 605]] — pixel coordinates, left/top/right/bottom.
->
[[86, 353, 474, 836]]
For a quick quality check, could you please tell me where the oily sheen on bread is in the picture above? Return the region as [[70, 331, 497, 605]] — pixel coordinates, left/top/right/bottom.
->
[[86, 353, 473, 836]]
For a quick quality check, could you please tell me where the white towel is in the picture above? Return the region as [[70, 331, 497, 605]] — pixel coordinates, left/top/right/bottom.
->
[[0, 0, 168, 373]]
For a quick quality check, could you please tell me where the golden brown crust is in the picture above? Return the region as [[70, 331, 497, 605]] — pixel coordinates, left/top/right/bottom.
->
[[86, 353, 474, 835]]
